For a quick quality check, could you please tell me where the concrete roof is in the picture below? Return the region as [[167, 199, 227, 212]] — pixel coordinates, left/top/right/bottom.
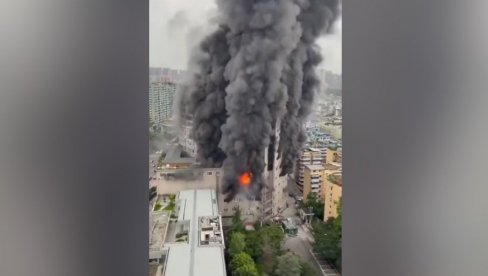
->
[[305, 164, 325, 171], [163, 189, 225, 276], [164, 145, 195, 164], [149, 211, 170, 258], [307, 147, 327, 152]]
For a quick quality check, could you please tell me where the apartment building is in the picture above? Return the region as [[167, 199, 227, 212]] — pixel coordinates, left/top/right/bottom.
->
[[322, 163, 342, 219], [302, 164, 325, 200], [149, 82, 177, 127], [296, 148, 327, 192]]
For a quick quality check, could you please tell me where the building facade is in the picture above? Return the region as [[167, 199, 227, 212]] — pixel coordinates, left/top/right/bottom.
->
[[149, 82, 177, 127], [155, 121, 288, 226], [296, 148, 327, 192], [300, 156, 342, 219], [150, 67, 187, 84], [218, 120, 288, 223], [323, 171, 342, 219], [177, 117, 196, 157], [149, 189, 226, 276], [302, 164, 325, 200], [325, 146, 339, 164]]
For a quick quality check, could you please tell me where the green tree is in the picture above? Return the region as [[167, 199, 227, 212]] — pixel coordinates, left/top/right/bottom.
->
[[244, 225, 284, 259], [311, 196, 342, 272], [231, 209, 245, 233], [304, 193, 324, 220], [244, 230, 262, 259], [229, 232, 246, 256], [234, 265, 259, 276], [333, 197, 342, 271], [333, 197, 342, 232], [274, 252, 302, 276], [300, 262, 316, 276], [256, 244, 275, 275], [259, 225, 285, 255], [231, 252, 259, 276]]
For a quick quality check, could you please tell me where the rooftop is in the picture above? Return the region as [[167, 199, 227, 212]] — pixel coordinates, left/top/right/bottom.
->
[[305, 164, 325, 171], [163, 144, 195, 164], [324, 163, 341, 171], [149, 211, 171, 259], [327, 173, 342, 186], [163, 189, 226, 276], [307, 147, 327, 152]]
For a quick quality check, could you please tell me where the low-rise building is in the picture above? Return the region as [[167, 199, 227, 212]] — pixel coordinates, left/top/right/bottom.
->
[[149, 189, 226, 276], [160, 144, 195, 170]]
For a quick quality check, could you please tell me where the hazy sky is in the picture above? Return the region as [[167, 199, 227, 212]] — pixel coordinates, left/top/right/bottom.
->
[[150, 0, 342, 74]]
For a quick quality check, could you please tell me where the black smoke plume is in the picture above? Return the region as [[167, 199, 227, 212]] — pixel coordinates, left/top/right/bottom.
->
[[179, 0, 340, 201], [178, 26, 230, 168]]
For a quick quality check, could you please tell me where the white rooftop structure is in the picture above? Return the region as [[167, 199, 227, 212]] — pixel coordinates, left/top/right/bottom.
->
[[163, 189, 226, 276]]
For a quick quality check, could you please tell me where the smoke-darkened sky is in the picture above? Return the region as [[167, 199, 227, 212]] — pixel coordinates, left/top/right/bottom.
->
[[150, 0, 342, 73]]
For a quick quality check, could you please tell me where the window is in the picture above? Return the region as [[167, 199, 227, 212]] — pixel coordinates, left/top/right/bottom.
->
[[207, 171, 213, 175], [224, 208, 228, 212]]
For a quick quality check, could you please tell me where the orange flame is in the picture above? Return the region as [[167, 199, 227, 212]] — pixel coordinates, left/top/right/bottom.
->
[[239, 172, 251, 187]]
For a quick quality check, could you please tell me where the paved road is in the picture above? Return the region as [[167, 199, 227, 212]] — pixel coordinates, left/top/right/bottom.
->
[[283, 226, 322, 275], [149, 152, 161, 179], [281, 176, 325, 275]]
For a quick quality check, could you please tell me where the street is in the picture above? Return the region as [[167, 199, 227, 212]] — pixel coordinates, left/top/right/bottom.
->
[[149, 151, 161, 184], [283, 226, 322, 275], [280, 178, 322, 275], [282, 175, 339, 275]]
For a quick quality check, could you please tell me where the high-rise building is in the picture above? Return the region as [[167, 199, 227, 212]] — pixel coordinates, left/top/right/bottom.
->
[[218, 120, 288, 223], [263, 120, 288, 216], [302, 164, 325, 200], [301, 162, 341, 208], [149, 82, 177, 127], [150, 67, 187, 83], [154, 120, 288, 225], [177, 117, 196, 157], [296, 147, 327, 192]]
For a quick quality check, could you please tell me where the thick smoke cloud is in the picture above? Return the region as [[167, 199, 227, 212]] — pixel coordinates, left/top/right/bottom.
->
[[179, 0, 339, 201], [278, 0, 339, 175], [178, 26, 230, 168]]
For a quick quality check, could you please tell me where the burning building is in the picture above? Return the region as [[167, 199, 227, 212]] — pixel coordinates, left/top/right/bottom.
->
[[177, 0, 340, 218], [217, 119, 287, 222]]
